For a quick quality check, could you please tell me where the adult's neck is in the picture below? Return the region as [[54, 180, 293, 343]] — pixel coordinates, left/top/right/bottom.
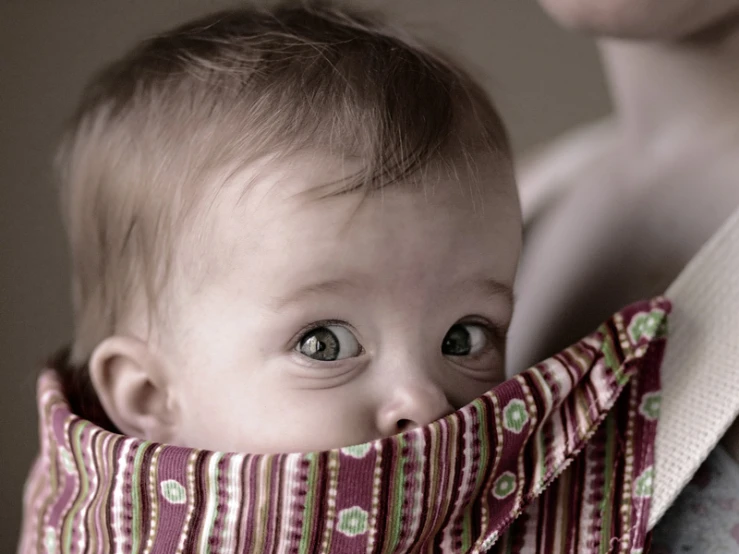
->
[[598, 25, 739, 465], [598, 25, 739, 150]]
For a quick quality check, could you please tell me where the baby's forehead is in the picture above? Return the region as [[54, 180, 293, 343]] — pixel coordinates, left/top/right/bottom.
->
[[183, 150, 520, 287], [204, 151, 517, 265]]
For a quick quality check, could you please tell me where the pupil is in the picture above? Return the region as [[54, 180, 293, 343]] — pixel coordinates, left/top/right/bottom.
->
[[300, 328, 340, 361], [443, 325, 471, 356]]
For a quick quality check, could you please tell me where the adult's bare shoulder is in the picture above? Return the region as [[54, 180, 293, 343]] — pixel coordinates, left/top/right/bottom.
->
[[509, 114, 739, 374], [518, 118, 616, 225]]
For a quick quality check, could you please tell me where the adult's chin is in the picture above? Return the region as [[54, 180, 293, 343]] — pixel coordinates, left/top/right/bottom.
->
[[538, 0, 739, 40]]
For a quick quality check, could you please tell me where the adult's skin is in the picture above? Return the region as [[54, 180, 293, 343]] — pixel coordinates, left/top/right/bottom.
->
[[507, 1, 739, 459]]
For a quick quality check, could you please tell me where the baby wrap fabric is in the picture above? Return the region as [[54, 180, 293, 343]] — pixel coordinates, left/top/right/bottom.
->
[[19, 298, 669, 554]]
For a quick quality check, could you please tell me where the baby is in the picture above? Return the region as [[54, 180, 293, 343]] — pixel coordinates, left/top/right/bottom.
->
[[55, 2, 521, 456], [20, 7, 671, 550]]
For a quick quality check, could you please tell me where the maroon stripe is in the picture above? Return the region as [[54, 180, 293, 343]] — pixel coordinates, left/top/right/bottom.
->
[[182, 450, 209, 553], [565, 456, 583, 553], [273, 457, 287, 554], [611, 391, 630, 542], [239, 456, 258, 552], [586, 424, 608, 548], [432, 408, 467, 552], [306, 452, 329, 554], [552, 476, 567, 552], [372, 438, 397, 553], [535, 480, 550, 553], [261, 454, 284, 554]]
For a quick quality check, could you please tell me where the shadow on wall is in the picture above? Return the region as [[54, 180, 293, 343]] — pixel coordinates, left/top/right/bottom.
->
[[0, 0, 608, 549]]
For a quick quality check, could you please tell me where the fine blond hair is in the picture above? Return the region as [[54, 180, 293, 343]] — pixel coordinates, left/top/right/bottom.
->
[[57, 2, 511, 367]]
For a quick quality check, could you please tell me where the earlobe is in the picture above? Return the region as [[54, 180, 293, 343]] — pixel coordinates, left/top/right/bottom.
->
[[89, 336, 178, 443]]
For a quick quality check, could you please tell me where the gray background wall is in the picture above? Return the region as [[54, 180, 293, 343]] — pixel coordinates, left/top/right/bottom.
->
[[0, 0, 609, 547]]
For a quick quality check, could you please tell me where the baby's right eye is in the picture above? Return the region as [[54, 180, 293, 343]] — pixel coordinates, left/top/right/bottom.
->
[[296, 324, 363, 362]]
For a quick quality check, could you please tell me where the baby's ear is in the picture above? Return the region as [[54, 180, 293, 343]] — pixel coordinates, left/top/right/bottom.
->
[[89, 336, 178, 443]]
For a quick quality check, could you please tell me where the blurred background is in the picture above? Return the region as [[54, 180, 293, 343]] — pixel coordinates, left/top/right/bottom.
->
[[0, 0, 609, 546]]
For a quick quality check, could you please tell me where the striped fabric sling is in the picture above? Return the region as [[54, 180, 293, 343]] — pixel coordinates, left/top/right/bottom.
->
[[18, 298, 669, 553]]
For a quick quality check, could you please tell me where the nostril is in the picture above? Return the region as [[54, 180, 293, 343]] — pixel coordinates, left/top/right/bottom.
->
[[396, 419, 415, 432]]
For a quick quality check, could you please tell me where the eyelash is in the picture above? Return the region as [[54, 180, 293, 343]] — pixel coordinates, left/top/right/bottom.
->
[[290, 319, 361, 348], [460, 317, 508, 345]]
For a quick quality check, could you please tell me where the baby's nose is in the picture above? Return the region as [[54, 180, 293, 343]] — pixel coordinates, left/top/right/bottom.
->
[[376, 381, 454, 436]]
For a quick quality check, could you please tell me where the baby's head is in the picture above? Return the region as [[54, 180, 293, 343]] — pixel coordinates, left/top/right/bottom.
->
[[58, 3, 521, 454]]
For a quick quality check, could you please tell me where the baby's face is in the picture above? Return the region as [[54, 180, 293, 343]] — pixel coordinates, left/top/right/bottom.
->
[[161, 154, 521, 454]]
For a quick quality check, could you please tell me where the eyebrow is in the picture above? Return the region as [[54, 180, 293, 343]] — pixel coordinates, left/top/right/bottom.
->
[[268, 276, 513, 311], [268, 278, 364, 311], [469, 278, 514, 307]]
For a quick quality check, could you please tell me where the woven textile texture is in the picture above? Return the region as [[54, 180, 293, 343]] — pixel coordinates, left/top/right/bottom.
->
[[650, 206, 739, 528]]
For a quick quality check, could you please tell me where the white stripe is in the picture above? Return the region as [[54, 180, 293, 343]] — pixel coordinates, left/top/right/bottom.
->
[[219, 454, 245, 553], [112, 439, 133, 554], [197, 453, 223, 553]]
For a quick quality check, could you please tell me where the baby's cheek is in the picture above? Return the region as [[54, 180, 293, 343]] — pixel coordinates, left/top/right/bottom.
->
[[227, 389, 376, 453], [450, 375, 502, 410]]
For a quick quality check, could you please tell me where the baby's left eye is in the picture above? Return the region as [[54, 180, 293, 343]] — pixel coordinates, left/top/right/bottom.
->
[[442, 324, 489, 357]]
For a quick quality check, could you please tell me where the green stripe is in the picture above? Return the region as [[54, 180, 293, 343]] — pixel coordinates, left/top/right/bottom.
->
[[255, 457, 273, 552], [601, 329, 630, 386], [129, 443, 149, 552], [298, 453, 319, 554], [385, 434, 408, 551]]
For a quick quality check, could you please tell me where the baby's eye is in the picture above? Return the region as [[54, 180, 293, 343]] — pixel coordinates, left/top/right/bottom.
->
[[442, 324, 489, 357], [297, 325, 363, 361]]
